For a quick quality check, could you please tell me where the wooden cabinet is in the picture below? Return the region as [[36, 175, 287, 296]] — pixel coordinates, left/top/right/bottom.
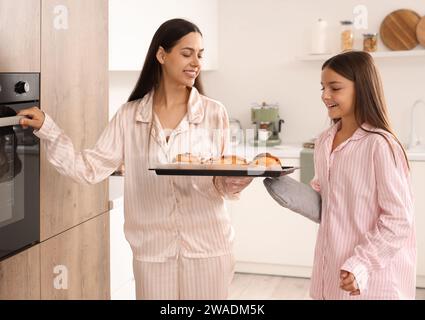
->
[[109, 0, 218, 71], [0, 0, 110, 300], [0, 0, 40, 72], [228, 157, 319, 277], [411, 161, 425, 288], [40, 0, 109, 240], [0, 245, 41, 300], [0, 210, 110, 300], [40, 212, 110, 300]]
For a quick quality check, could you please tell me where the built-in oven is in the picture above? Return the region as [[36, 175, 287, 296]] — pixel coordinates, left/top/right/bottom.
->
[[0, 73, 40, 261]]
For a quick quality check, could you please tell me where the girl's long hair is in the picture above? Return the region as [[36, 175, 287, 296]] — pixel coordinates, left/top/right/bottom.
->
[[128, 18, 204, 102], [322, 51, 409, 168]]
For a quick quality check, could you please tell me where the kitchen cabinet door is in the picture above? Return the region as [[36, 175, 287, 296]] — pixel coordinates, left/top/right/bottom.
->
[[40, 212, 110, 300], [0, 0, 40, 72], [227, 158, 319, 278], [40, 0, 109, 240], [110, 197, 135, 300], [109, 0, 218, 71], [0, 245, 40, 300], [411, 161, 425, 288]]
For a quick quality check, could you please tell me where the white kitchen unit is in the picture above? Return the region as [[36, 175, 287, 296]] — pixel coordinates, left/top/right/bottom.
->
[[227, 153, 318, 278], [228, 145, 425, 288], [109, 176, 136, 300], [109, 0, 218, 71], [411, 160, 425, 288]]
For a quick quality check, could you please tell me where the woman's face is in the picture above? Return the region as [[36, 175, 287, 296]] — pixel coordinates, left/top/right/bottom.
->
[[158, 32, 204, 88], [321, 67, 356, 121]]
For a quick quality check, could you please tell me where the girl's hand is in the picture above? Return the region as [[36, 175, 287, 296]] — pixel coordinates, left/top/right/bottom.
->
[[17, 107, 45, 130], [340, 270, 360, 296]]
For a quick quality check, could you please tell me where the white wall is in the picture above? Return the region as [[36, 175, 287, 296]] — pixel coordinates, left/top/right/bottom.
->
[[109, 71, 140, 118], [110, 0, 425, 144], [109, 0, 218, 71]]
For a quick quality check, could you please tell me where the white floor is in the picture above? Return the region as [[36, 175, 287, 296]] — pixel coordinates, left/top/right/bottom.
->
[[111, 273, 425, 300], [230, 273, 425, 300], [111, 278, 136, 300]]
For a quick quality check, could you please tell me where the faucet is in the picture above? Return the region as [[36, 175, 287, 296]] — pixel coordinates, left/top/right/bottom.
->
[[408, 99, 425, 151]]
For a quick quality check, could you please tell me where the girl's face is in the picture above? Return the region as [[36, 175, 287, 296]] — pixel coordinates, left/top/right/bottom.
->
[[158, 32, 204, 88], [321, 67, 356, 121]]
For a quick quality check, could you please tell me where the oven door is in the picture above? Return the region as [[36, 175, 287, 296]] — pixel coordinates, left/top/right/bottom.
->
[[0, 102, 40, 260]]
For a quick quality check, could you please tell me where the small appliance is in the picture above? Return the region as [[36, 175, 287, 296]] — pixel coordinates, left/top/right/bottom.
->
[[250, 102, 284, 146]]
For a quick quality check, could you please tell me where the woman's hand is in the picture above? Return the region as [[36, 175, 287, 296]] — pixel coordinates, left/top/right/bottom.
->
[[218, 176, 254, 195], [17, 107, 45, 130]]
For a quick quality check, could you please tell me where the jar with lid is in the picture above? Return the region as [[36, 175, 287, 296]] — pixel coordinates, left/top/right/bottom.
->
[[311, 18, 328, 54], [340, 20, 354, 52], [363, 33, 378, 52]]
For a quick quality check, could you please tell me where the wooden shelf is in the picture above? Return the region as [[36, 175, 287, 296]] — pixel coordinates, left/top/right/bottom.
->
[[298, 50, 425, 61]]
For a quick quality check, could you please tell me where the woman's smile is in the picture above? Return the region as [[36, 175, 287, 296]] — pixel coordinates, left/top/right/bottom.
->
[[183, 69, 197, 78]]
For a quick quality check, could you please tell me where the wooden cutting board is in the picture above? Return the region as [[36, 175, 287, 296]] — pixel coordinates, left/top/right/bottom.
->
[[417, 16, 425, 47], [380, 9, 421, 50]]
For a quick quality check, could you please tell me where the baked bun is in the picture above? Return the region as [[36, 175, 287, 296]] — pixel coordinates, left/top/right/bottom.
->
[[250, 153, 281, 167], [173, 153, 201, 164], [211, 155, 248, 165]]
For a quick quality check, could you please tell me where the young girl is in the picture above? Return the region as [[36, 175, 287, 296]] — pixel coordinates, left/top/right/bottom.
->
[[18, 18, 252, 300], [311, 51, 416, 299], [268, 51, 416, 300]]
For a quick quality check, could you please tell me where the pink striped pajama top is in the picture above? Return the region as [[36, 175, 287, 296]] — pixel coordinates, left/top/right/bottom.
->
[[310, 121, 416, 299], [34, 88, 237, 262]]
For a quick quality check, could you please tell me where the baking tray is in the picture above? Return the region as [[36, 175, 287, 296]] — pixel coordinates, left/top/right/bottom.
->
[[149, 164, 299, 177]]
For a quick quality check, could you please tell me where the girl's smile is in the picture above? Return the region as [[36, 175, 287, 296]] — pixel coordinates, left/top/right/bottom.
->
[[321, 67, 355, 121]]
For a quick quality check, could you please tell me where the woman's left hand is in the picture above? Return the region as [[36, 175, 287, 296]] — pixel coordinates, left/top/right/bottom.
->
[[215, 176, 254, 195]]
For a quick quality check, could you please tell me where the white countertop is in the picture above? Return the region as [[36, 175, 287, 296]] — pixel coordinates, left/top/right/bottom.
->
[[234, 143, 425, 161], [233, 144, 305, 160], [407, 150, 425, 161]]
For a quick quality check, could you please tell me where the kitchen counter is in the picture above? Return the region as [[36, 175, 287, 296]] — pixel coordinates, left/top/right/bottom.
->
[[408, 150, 425, 161], [234, 143, 304, 160], [234, 143, 425, 162]]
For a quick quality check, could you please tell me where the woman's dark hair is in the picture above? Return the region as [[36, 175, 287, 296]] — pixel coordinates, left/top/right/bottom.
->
[[128, 18, 204, 102], [322, 50, 409, 168]]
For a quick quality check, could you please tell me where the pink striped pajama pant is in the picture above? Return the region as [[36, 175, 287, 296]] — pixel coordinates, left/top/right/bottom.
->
[[132, 254, 235, 300]]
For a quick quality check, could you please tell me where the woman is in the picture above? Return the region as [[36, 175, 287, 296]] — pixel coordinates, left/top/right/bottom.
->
[[18, 18, 252, 300]]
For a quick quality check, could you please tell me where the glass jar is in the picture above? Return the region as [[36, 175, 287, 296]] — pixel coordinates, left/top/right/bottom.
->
[[340, 20, 354, 52], [363, 33, 378, 52]]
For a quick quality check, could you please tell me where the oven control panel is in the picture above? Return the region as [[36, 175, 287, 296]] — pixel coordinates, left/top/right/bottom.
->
[[0, 73, 40, 104]]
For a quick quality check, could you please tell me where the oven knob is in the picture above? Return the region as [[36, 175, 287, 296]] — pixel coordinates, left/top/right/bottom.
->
[[15, 81, 30, 94]]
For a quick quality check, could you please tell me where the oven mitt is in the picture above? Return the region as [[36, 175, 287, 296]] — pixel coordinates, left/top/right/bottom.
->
[[263, 176, 321, 223]]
